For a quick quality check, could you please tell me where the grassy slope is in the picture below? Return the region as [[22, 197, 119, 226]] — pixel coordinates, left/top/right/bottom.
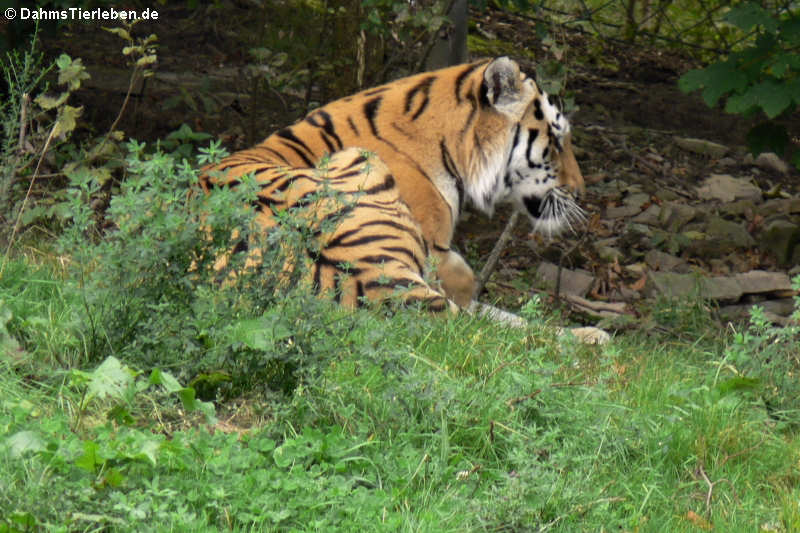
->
[[1, 257, 798, 532]]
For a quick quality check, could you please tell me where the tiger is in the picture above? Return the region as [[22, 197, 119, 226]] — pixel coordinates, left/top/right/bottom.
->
[[201, 56, 585, 312]]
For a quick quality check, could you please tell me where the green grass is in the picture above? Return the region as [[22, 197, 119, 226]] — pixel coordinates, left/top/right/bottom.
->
[[1, 255, 799, 532]]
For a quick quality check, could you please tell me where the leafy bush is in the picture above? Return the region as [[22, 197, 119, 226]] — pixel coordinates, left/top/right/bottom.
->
[[679, 2, 800, 168], [723, 275, 800, 424], [58, 139, 347, 396]]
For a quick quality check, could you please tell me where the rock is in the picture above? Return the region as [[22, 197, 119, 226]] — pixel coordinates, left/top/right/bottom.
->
[[719, 299, 797, 325], [706, 216, 756, 248], [631, 204, 661, 226], [536, 262, 594, 297], [744, 152, 791, 175], [624, 263, 647, 277], [674, 137, 729, 158], [733, 270, 794, 296], [647, 272, 701, 300], [644, 250, 685, 271], [718, 199, 756, 217], [648, 271, 742, 302], [758, 197, 800, 217], [661, 202, 699, 231], [704, 276, 746, 302], [648, 270, 798, 304], [695, 174, 762, 203], [623, 192, 651, 209], [606, 204, 642, 219], [596, 245, 623, 263], [717, 157, 738, 167], [760, 219, 800, 266]]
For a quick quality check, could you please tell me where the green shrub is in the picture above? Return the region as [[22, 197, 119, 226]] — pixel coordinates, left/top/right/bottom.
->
[[723, 275, 800, 424], [679, 2, 800, 168], [58, 139, 353, 396]]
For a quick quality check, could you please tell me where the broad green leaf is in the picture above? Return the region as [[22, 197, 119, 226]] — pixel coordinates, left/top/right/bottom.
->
[[751, 80, 793, 118], [34, 92, 69, 111], [56, 55, 90, 90], [5, 430, 46, 458], [103, 27, 132, 42], [725, 89, 757, 115], [229, 311, 292, 351], [75, 440, 102, 472], [149, 368, 183, 393], [678, 62, 747, 106], [769, 52, 800, 78], [137, 439, 161, 465], [746, 122, 789, 157], [714, 376, 760, 398], [52, 105, 83, 139], [724, 2, 778, 33], [86, 356, 135, 403]]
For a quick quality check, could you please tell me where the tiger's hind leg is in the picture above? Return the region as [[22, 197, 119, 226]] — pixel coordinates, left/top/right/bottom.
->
[[291, 148, 458, 314]]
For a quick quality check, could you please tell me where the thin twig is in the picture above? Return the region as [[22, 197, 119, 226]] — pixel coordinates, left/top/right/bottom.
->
[[17, 93, 29, 153], [1, 121, 58, 278], [475, 210, 519, 298]]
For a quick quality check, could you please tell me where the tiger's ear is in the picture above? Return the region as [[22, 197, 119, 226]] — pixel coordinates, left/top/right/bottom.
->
[[483, 57, 528, 113]]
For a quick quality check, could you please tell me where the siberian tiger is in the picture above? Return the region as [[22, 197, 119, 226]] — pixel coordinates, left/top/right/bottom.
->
[[201, 56, 585, 311]]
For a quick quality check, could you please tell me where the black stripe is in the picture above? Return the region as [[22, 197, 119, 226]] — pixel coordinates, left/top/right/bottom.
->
[[360, 254, 402, 265], [356, 280, 365, 307], [347, 117, 360, 136], [363, 97, 382, 136], [359, 219, 426, 251], [363, 86, 389, 97], [525, 128, 539, 166], [362, 173, 395, 195], [454, 61, 488, 103], [460, 92, 479, 136], [305, 110, 343, 151], [533, 98, 544, 120], [404, 76, 435, 120], [330, 233, 398, 248], [364, 278, 419, 291], [276, 127, 315, 167], [507, 123, 521, 170], [381, 245, 424, 273], [440, 139, 464, 210], [262, 146, 292, 165], [341, 154, 368, 170], [432, 243, 450, 252]]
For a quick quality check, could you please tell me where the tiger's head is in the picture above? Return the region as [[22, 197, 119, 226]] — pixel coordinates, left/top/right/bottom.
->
[[474, 57, 585, 236]]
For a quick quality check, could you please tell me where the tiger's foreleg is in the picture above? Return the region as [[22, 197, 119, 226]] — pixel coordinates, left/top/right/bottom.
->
[[436, 249, 476, 308]]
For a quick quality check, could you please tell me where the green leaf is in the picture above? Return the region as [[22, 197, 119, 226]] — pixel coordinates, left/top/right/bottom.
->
[[229, 310, 292, 351], [56, 55, 90, 91], [34, 92, 69, 111], [75, 440, 103, 472], [769, 52, 800, 78], [746, 121, 789, 157], [103, 27, 132, 42], [149, 368, 183, 393], [714, 376, 760, 398], [678, 62, 747, 106], [53, 105, 83, 139], [724, 2, 778, 33], [86, 356, 135, 403], [5, 430, 46, 458], [137, 438, 161, 465], [751, 80, 793, 118]]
